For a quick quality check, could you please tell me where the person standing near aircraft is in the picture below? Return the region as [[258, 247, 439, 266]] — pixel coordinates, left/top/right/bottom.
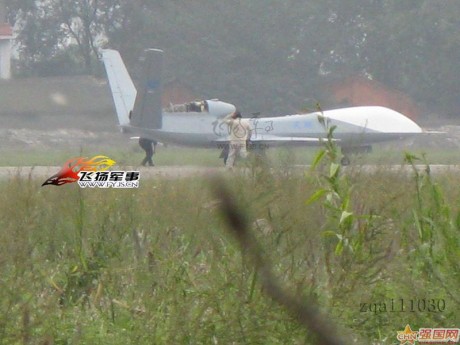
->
[[139, 138, 157, 166], [223, 110, 251, 168]]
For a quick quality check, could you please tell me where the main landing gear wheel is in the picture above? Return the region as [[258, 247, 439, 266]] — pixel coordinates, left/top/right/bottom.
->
[[340, 156, 351, 166]]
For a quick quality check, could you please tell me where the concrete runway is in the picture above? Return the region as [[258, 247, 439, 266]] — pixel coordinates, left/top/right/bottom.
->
[[1, 164, 459, 182]]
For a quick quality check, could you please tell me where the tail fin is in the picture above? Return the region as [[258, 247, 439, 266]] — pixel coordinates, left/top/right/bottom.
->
[[130, 49, 164, 129], [101, 49, 137, 126]]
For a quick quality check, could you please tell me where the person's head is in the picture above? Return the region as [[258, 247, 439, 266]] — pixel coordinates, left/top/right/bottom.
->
[[232, 110, 242, 119]]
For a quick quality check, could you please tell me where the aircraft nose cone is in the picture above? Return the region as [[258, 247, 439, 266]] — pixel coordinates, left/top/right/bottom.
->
[[381, 108, 422, 133], [347, 107, 422, 133]]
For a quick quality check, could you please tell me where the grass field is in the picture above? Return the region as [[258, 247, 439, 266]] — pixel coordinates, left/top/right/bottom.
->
[[0, 143, 459, 344], [1, 140, 460, 168]]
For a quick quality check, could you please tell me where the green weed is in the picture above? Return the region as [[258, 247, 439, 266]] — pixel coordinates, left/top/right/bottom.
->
[[0, 150, 458, 344]]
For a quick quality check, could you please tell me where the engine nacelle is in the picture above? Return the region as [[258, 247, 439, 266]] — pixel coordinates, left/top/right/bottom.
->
[[206, 99, 236, 117]]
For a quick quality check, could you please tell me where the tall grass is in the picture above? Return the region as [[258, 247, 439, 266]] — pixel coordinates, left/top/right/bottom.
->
[[0, 152, 459, 344]]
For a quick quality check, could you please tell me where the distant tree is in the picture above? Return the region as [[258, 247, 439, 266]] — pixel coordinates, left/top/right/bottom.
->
[[360, 0, 460, 116], [6, 0, 126, 75], [5, 0, 459, 116]]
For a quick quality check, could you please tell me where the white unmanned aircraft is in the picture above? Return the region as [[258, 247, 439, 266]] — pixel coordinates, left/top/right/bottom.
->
[[101, 48, 423, 165]]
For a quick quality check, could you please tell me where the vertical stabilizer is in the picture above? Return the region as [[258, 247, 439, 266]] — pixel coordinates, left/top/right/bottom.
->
[[101, 49, 137, 126], [130, 49, 164, 129]]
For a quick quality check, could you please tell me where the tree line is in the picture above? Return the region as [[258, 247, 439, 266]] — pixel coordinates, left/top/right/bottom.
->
[[5, 0, 460, 117]]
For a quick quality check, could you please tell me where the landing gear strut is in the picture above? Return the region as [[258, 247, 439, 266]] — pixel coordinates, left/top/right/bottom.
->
[[340, 145, 372, 166]]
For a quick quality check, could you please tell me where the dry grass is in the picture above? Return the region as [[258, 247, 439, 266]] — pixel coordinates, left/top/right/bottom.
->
[[0, 156, 458, 344]]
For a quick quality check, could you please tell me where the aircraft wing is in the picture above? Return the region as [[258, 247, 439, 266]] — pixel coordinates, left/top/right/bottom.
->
[[422, 130, 446, 134], [251, 135, 338, 142], [214, 135, 339, 146]]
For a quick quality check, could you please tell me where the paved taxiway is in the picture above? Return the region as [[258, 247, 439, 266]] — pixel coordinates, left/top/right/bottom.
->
[[0, 165, 459, 182]]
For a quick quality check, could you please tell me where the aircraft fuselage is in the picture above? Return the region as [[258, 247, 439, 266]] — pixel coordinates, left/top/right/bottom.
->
[[121, 106, 422, 148]]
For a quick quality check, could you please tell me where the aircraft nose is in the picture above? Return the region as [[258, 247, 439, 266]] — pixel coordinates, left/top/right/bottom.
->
[[385, 109, 422, 133], [363, 107, 423, 133]]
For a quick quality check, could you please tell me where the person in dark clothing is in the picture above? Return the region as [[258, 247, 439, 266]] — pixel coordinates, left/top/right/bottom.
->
[[219, 144, 229, 165], [139, 138, 157, 166]]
